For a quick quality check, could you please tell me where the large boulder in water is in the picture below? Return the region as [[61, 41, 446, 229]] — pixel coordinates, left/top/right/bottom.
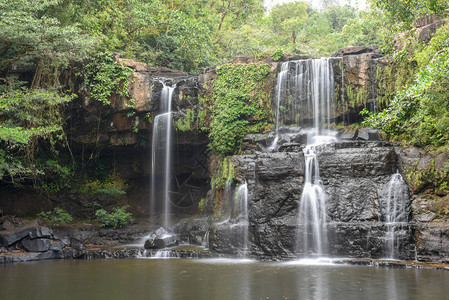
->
[[144, 227, 179, 249]]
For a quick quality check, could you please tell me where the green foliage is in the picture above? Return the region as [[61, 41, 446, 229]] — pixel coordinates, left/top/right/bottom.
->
[[271, 49, 285, 61], [365, 51, 449, 147], [0, 0, 91, 87], [198, 197, 207, 212], [204, 63, 272, 155], [211, 157, 235, 190], [78, 174, 127, 195], [415, 23, 449, 68], [37, 207, 73, 226], [95, 206, 133, 229], [83, 53, 133, 105], [0, 89, 73, 184], [371, 0, 447, 25], [405, 158, 449, 197], [175, 109, 195, 132]]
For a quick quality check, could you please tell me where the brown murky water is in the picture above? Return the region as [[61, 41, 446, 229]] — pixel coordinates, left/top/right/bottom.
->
[[1, 258, 448, 300]]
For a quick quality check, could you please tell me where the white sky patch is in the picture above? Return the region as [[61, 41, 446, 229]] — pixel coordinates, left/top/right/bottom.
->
[[264, 0, 369, 12]]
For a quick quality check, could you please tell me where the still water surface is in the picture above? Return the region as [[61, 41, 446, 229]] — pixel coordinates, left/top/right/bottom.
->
[[1, 258, 448, 300]]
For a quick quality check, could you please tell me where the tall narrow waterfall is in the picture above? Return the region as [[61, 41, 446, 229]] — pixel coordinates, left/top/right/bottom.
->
[[294, 58, 338, 257], [235, 183, 249, 256], [270, 62, 289, 148], [297, 145, 328, 256], [383, 173, 409, 258], [150, 81, 175, 228]]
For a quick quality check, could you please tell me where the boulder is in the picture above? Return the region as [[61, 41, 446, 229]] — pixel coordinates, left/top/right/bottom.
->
[[21, 238, 51, 252], [290, 133, 308, 145], [356, 127, 382, 141], [339, 129, 358, 140], [144, 227, 179, 249], [28, 226, 53, 239], [70, 238, 85, 251], [49, 240, 66, 251], [0, 220, 39, 247], [332, 45, 379, 57]]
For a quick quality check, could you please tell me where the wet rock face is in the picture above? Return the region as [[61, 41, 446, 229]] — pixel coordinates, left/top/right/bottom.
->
[[222, 141, 415, 259], [320, 141, 398, 222], [415, 223, 449, 261]]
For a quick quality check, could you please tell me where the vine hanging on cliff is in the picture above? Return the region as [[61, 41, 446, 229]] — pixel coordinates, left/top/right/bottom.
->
[[201, 63, 273, 155]]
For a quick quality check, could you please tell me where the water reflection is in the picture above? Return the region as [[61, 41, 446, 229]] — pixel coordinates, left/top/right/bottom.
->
[[1, 259, 449, 300]]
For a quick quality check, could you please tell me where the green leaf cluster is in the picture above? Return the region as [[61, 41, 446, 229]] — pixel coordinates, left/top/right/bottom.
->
[[365, 51, 449, 147], [95, 206, 133, 229], [37, 207, 73, 227], [205, 63, 272, 155], [0, 89, 72, 184], [83, 53, 133, 105]]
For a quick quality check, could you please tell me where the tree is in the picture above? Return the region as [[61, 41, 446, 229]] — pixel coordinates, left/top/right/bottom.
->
[[0, 0, 90, 88], [370, 0, 448, 26]]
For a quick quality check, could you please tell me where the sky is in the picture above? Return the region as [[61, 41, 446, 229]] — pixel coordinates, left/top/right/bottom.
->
[[264, 0, 369, 12]]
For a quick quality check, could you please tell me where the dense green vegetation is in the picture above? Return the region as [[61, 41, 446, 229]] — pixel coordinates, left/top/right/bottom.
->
[[202, 63, 273, 155], [0, 0, 448, 217]]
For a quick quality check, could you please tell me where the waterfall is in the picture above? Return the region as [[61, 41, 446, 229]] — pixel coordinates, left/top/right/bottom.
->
[[202, 231, 210, 249], [383, 173, 408, 258], [294, 58, 337, 257], [270, 58, 338, 148], [297, 145, 328, 257], [150, 81, 175, 228], [270, 62, 289, 149], [299, 58, 335, 133], [235, 183, 249, 256]]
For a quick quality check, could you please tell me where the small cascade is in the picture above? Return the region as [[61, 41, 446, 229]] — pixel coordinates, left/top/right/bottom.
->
[[270, 62, 289, 149], [153, 250, 180, 259], [150, 81, 175, 228], [202, 231, 210, 249], [383, 173, 409, 258], [235, 183, 249, 257], [224, 178, 233, 219], [297, 145, 328, 257]]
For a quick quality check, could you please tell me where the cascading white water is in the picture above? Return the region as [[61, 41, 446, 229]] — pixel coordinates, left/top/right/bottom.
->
[[270, 62, 289, 149], [202, 231, 210, 249], [302, 58, 335, 134], [384, 173, 408, 258], [295, 58, 337, 257], [235, 183, 249, 256], [150, 81, 175, 228], [270, 58, 337, 149], [298, 145, 328, 256]]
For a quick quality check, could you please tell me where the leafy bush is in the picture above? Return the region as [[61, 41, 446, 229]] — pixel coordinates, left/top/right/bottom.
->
[[83, 53, 133, 105], [204, 63, 272, 155], [78, 175, 127, 195], [364, 51, 449, 147], [37, 208, 73, 226], [271, 49, 284, 61], [95, 206, 133, 229]]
